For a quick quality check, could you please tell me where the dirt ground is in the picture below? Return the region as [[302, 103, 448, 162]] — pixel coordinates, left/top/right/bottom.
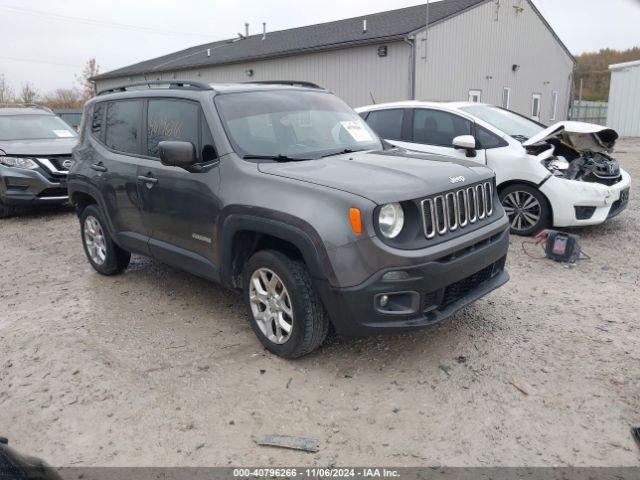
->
[[1, 139, 639, 468]]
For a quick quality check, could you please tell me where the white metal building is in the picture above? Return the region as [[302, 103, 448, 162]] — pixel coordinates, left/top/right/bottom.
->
[[93, 0, 575, 124], [607, 59, 640, 137]]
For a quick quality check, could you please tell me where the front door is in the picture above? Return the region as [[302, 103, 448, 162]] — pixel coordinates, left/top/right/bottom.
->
[[136, 98, 221, 280], [392, 108, 487, 165]]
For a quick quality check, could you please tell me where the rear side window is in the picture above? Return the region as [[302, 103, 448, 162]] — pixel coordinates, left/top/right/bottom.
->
[[147, 99, 199, 158], [105, 100, 141, 154], [412, 109, 471, 146], [365, 109, 403, 140], [91, 103, 104, 138]]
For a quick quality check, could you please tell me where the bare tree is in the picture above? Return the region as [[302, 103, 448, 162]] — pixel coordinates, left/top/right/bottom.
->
[[42, 88, 82, 109], [0, 75, 15, 104], [19, 82, 38, 104], [77, 58, 99, 102]]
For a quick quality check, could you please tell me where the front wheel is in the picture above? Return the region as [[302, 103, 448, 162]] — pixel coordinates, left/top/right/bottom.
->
[[80, 204, 131, 275], [499, 184, 550, 236], [243, 250, 329, 358], [0, 199, 15, 219]]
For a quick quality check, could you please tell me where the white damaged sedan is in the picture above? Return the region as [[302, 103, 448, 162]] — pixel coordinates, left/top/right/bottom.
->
[[356, 102, 631, 235]]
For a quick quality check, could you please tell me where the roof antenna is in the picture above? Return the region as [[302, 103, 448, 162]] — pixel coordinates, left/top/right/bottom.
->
[[262, 22, 266, 40], [369, 91, 376, 104]]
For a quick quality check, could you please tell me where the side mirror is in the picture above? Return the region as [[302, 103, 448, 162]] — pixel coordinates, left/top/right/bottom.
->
[[159, 141, 197, 169], [452, 135, 477, 157]]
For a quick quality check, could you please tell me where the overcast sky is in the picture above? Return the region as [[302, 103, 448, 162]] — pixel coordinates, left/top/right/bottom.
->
[[1, 0, 639, 94]]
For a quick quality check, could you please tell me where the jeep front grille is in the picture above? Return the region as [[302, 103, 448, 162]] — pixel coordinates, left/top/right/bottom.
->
[[421, 181, 494, 239]]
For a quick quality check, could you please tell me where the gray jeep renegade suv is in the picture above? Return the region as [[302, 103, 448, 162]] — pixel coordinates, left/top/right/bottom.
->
[[69, 80, 510, 358]]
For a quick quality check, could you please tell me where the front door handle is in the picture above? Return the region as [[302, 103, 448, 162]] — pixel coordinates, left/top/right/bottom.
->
[[137, 175, 158, 185], [90, 163, 107, 172]]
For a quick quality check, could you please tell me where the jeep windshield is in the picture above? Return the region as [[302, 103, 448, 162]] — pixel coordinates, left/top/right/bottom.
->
[[215, 90, 382, 160], [0, 114, 77, 141], [460, 105, 544, 142]]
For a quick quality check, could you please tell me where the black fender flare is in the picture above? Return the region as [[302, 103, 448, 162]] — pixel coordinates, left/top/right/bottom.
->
[[219, 206, 337, 287], [67, 179, 118, 238]]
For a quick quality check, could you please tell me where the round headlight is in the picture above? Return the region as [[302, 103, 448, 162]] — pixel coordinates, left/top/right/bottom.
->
[[378, 202, 404, 239]]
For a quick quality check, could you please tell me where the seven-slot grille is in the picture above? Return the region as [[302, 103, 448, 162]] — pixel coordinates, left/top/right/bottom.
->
[[421, 181, 494, 239]]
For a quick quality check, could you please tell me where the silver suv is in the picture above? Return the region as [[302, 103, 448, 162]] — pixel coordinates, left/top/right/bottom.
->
[[0, 105, 77, 218], [69, 81, 510, 358]]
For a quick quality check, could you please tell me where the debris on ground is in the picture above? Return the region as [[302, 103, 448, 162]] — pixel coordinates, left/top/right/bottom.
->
[[509, 379, 529, 396], [257, 434, 320, 453]]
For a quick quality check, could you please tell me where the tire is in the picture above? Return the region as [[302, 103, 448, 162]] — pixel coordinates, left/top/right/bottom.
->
[[0, 199, 14, 219], [243, 249, 329, 358], [499, 183, 550, 236], [79, 204, 131, 275]]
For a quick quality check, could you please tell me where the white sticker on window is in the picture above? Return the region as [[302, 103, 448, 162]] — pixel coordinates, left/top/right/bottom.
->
[[340, 120, 374, 142], [53, 130, 74, 138]]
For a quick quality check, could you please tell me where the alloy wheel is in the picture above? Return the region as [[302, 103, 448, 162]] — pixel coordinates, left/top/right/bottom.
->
[[84, 216, 107, 265], [249, 268, 294, 344], [502, 190, 541, 232]]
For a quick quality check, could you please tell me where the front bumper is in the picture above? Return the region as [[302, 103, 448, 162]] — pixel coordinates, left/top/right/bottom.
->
[[317, 221, 510, 336], [540, 168, 631, 227], [0, 165, 69, 206]]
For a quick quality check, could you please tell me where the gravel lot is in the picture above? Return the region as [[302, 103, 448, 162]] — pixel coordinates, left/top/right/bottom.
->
[[1, 139, 639, 467]]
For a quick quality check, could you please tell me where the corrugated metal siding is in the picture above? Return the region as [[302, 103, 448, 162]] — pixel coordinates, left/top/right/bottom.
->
[[413, 0, 574, 123], [95, 42, 411, 108], [607, 64, 640, 137]]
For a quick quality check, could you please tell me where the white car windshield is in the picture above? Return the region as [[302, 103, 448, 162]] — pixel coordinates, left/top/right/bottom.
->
[[0, 114, 77, 141], [461, 105, 545, 142], [215, 90, 382, 159]]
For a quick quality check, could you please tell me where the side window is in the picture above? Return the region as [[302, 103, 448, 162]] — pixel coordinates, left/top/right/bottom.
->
[[365, 109, 403, 140], [475, 125, 507, 149], [105, 100, 141, 154], [91, 103, 104, 139], [412, 109, 472, 147], [200, 112, 217, 163], [147, 99, 199, 158]]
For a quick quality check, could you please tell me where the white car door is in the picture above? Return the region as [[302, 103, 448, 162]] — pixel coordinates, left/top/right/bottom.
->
[[376, 108, 486, 165]]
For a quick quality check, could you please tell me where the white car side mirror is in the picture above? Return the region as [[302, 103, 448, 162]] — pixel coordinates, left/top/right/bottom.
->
[[452, 135, 476, 150]]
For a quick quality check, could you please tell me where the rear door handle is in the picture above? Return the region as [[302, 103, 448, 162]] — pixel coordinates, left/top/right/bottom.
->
[[90, 163, 107, 172], [137, 175, 158, 185]]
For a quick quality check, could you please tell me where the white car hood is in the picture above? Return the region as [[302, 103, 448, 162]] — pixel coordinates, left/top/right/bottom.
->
[[522, 121, 618, 153]]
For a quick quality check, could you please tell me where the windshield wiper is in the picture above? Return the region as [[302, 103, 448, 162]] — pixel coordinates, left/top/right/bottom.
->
[[511, 134, 530, 143], [320, 148, 366, 158], [242, 154, 312, 162]]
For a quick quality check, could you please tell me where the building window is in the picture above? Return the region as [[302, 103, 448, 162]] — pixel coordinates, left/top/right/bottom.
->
[[502, 87, 511, 109], [531, 93, 542, 121], [468, 89, 482, 103], [550, 91, 558, 121]]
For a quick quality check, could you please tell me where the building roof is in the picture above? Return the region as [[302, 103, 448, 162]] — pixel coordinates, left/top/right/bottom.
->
[[609, 59, 640, 71], [92, 0, 488, 81]]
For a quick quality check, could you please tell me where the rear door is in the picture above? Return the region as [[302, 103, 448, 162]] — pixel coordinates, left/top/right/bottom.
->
[[393, 108, 486, 164], [92, 99, 149, 254], [136, 98, 221, 280]]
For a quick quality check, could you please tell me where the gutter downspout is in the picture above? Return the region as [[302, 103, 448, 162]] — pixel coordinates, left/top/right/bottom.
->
[[404, 35, 416, 100]]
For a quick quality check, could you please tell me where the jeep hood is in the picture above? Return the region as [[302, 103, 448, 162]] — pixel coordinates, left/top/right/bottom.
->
[[0, 138, 77, 156], [522, 121, 618, 153], [257, 150, 493, 204]]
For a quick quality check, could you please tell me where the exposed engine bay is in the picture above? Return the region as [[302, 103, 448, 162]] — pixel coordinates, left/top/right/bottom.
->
[[523, 121, 622, 186]]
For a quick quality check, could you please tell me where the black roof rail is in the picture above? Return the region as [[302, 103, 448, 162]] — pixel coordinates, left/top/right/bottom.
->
[[97, 80, 214, 96], [246, 80, 323, 89]]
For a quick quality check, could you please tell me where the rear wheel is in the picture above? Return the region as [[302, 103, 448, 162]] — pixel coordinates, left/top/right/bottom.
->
[[243, 250, 329, 358], [499, 184, 550, 236], [0, 199, 14, 219], [80, 204, 131, 275]]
